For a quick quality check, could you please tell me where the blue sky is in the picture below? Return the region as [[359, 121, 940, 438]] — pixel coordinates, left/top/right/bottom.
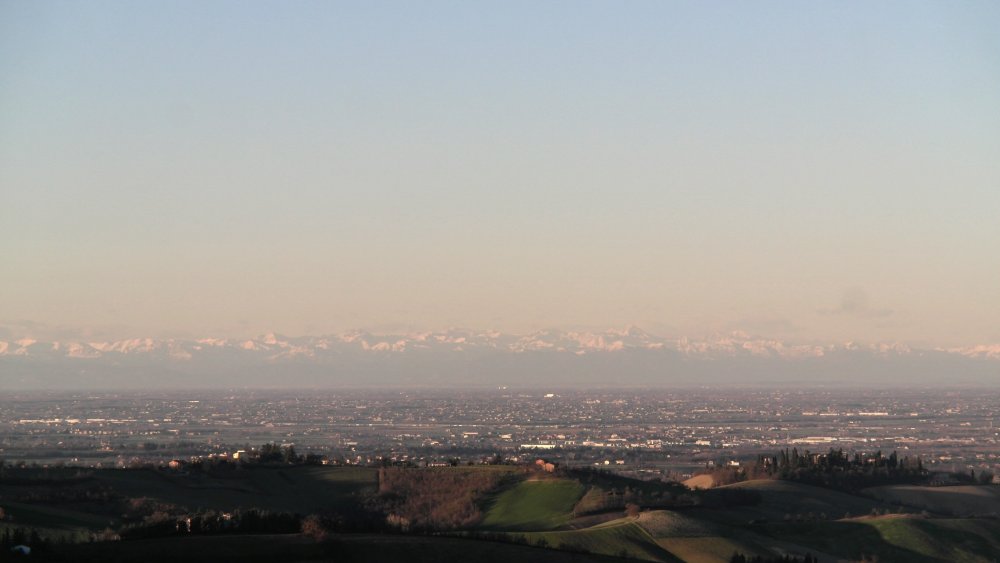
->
[[1, 1, 998, 345]]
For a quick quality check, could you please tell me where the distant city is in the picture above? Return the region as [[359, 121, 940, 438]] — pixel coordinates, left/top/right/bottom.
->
[[3, 388, 997, 480]]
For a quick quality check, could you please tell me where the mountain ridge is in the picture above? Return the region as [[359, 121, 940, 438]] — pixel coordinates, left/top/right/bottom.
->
[[1, 328, 996, 360], [2, 328, 998, 390]]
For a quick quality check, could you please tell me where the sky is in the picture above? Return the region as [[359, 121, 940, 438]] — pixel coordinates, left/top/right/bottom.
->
[[1, 1, 999, 347]]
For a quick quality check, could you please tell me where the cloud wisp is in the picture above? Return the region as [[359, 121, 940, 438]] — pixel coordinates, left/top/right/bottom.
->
[[820, 288, 894, 319]]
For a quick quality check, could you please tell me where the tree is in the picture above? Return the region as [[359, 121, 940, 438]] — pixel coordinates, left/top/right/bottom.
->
[[625, 503, 641, 518], [301, 515, 328, 542], [258, 443, 283, 463]]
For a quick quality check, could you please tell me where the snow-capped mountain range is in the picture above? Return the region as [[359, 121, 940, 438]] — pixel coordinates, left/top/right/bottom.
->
[[1, 327, 997, 360], [2, 328, 998, 389]]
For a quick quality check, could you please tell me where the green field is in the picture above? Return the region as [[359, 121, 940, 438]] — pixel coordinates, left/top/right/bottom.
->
[[480, 478, 586, 531]]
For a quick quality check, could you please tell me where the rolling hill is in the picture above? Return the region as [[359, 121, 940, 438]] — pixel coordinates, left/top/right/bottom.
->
[[863, 484, 1000, 516], [4, 465, 1000, 562], [480, 478, 586, 531]]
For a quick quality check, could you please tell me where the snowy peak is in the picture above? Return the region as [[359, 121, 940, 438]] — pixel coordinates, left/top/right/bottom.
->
[[4, 328, 1000, 390], [0, 329, 997, 363], [945, 344, 1000, 360]]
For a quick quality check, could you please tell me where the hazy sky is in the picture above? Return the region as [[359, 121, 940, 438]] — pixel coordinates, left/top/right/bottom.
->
[[2, 1, 998, 346]]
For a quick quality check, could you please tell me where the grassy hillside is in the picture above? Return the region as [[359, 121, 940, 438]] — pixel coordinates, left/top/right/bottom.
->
[[46, 533, 639, 563], [639, 510, 767, 563], [480, 478, 585, 531], [0, 504, 98, 544], [523, 519, 679, 562], [372, 465, 523, 530], [755, 516, 1000, 563], [682, 475, 715, 490], [655, 538, 770, 563], [94, 465, 378, 513], [637, 510, 722, 539], [0, 501, 113, 530], [636, 510, 833, 563], [867, 517, 1000, 562], [0, 465, 378, 545], [5, 465, 999, 563], [696, 479, 886, 525], [863, 484, 1000, 516]]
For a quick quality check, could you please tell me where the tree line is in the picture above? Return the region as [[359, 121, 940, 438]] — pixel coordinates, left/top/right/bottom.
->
[[699, 449, 927, 491], [118, 507, 301, 540]]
